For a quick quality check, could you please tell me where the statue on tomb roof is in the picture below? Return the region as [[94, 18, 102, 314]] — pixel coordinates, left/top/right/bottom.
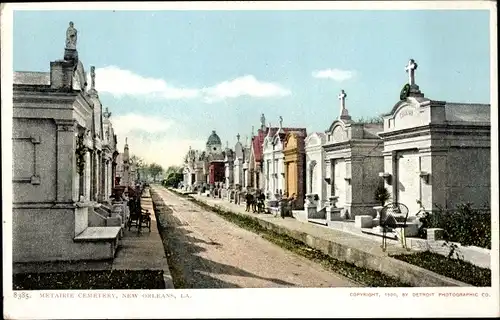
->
[[90, 66, 96, 90], [66, 21, 77, 50]]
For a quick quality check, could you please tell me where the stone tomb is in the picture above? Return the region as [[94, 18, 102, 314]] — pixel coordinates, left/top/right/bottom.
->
[[12, 22, 121, 263], [323, 90, 384, 223], [305, 132, 328, 207], [283, 131, 307, 209], [379, 59, 491, 216]]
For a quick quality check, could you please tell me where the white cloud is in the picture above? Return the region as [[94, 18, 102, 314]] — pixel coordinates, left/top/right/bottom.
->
[[89, 66, 290, 103], [312, 69, 355, 82], [111, 113, 204, 169], [91, 66, 200, 100], [201, 75, 291, 103], [112, 113, 174, 134]]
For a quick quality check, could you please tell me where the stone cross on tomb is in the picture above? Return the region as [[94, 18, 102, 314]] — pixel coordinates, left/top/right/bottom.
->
[[90, 66, 96, 90], [338, 89, 351, 121], [405, 59, 418, 86], [103, 107, 111, 119], [338, 89, 347, 110], [66, 21, 77, 50]]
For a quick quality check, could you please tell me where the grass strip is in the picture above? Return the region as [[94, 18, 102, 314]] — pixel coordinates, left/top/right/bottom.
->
[[150, 190, 187, 289], [13, 269, 165, 290], [168, 188, 411, 287], [391, 251, 491, 287]]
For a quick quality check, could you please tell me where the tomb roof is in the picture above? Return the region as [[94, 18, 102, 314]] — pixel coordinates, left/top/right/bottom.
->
[[14, 71, 50, 86], [206, 130, 222, 147]]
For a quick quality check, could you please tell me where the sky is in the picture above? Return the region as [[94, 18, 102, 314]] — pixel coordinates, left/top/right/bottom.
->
[[11, 7, 491, 169]]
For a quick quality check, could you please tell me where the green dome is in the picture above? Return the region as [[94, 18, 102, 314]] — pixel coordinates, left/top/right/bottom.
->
[[206, 130, 221, 147]]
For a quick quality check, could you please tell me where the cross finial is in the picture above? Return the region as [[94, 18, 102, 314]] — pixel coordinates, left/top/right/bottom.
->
[[405, 59, 418, 86], [236, 133, 240, 142], [103, 107, 111, 119], [338, 89, 351, 121], [338, 89, 347, 109]]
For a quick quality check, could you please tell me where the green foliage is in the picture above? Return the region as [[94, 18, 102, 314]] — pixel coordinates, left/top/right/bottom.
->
[[169, 189, 411, 287], [148, 163, 164, 182], [161, 166, 183, 187], [392, 251, 491, 287], [75, 133, 88, 175], [13, 270, 165, 290], [374, 185, 391, 206], [353, 116, 384, 124], [417, 202, 491, 249], [400, 83, 410, 100]]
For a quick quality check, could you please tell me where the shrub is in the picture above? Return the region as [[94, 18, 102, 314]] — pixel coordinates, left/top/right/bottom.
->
[[417, 203, 491, 249], [392, 251, 491, 287], [13, 270, 165, 290]]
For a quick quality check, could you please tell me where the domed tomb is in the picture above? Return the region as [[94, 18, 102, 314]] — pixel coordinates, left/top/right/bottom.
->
[[206, 130, 222, 154]]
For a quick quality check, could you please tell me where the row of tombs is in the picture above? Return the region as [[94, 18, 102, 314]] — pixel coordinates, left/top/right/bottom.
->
[[182, 59, 491, 237], [12, 22, 142, 264]]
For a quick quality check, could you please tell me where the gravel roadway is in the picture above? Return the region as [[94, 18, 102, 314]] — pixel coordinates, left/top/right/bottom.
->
[[154, 187, 358, 288]]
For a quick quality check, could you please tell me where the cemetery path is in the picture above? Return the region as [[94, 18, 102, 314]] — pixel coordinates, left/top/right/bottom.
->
[[154, 187, 358, 288]]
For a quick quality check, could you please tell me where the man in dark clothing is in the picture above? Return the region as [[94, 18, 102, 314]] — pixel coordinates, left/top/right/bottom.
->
[[245, 192, 254, 212]]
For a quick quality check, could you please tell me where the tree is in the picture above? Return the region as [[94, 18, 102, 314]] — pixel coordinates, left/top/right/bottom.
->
[[130, 154, 149, 181], [163, 166, 183, 188], [148, 163, 163, 182], [354, 115, 384, 124]]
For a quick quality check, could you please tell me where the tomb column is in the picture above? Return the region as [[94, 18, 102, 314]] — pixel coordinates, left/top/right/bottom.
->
[[382, 150, 396, 201], [420, 146, 447, 210], [84, 150, 91, 201], [55, 120, 77, 202], [324, 159, 332, 197]]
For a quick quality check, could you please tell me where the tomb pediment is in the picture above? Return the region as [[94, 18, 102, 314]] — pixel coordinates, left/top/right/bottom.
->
[[263, 137, 273, 153], [284, 133, 298, 150], [329, 123, 348, 143], [384, 98, 430, 131], [305, 132, 326, 148], [72, 60, 87, 91], [234, 142, 244, 159]]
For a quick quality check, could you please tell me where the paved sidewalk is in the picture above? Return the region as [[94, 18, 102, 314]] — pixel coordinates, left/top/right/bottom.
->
[[112, 188, 174, 288], [13, 188, 174, 289]]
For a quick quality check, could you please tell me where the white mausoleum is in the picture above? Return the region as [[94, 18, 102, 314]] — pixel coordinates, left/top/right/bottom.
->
[[379, 59, 491, 215]]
